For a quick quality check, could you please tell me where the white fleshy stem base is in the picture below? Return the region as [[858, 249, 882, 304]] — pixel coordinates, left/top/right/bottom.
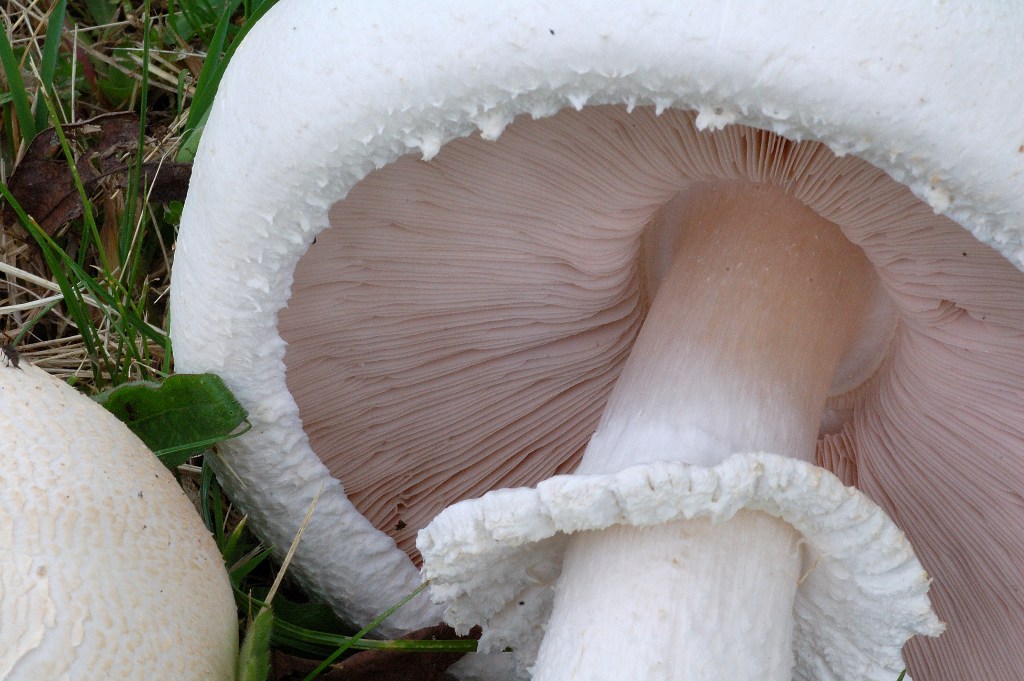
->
[[531, 510, 801, 681]]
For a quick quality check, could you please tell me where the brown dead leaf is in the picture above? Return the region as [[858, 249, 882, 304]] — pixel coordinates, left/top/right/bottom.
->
[[2, 112, 191, 237]]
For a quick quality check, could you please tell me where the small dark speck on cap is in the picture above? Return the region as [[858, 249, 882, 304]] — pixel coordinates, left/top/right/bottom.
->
[[549, 29, 555, 35]]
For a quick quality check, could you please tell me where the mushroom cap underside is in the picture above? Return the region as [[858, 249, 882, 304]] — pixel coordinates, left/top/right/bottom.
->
[[169, 0, 1024, 673], [281, 106, 1024, 678], [0, 362, 237, 679]]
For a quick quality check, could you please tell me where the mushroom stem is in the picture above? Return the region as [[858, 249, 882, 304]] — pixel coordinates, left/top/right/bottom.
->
[[534, 512, 801, 680], [532, 183, 877, 679], [577, 182, 877, 474]]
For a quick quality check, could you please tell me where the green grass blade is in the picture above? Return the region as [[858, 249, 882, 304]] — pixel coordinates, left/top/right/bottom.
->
[[176, 0, 203, 38], [150, 423, 251, 464], [21, 89, 168, 383], [231, 587, 476, 660], [40, 93, 110, 275], [182, 0, 240, 130], [178, 0, 223, 44], [175, 68, 188, 120], [3, 174, 167, 387], [237, 606, 274, 681], [270, 617, 477, 657], [0, 181, 104, 381], [220, 515, 250, 567], [302, 583, 432, 681], [33, 0, 67, 133], [178, 0, 277, 161], [201, 457, 227, 544], [228, 545, 273, 586], [0, 14, 36, 143], [11, 298, 62, 345], [119, 0, 150, 276]]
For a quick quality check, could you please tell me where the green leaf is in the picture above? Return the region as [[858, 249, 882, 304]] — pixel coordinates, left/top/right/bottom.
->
[[95, 373, 248, 468], [237, 606, 274, 681]]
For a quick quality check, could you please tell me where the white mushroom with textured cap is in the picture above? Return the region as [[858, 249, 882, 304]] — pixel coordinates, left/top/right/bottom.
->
[[0, 358, 238, 680], [169, 1, 1024, 679]]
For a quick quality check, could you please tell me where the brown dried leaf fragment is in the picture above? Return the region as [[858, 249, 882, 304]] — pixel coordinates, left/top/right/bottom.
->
[[2, 112, 191, 237]]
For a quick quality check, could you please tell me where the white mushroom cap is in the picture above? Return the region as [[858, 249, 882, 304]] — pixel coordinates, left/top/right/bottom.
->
[[0, 361, 237, 679], [169, 0, 1024, 675], [419, 452, 943, 678]]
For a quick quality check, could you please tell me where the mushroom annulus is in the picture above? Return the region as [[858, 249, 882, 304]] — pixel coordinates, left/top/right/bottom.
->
[[169, 1, 1024, 678], [0, 359, 237, 679]]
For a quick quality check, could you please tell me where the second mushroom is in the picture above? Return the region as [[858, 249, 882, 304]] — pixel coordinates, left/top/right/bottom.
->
[[170, 2, 1024, 679]]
